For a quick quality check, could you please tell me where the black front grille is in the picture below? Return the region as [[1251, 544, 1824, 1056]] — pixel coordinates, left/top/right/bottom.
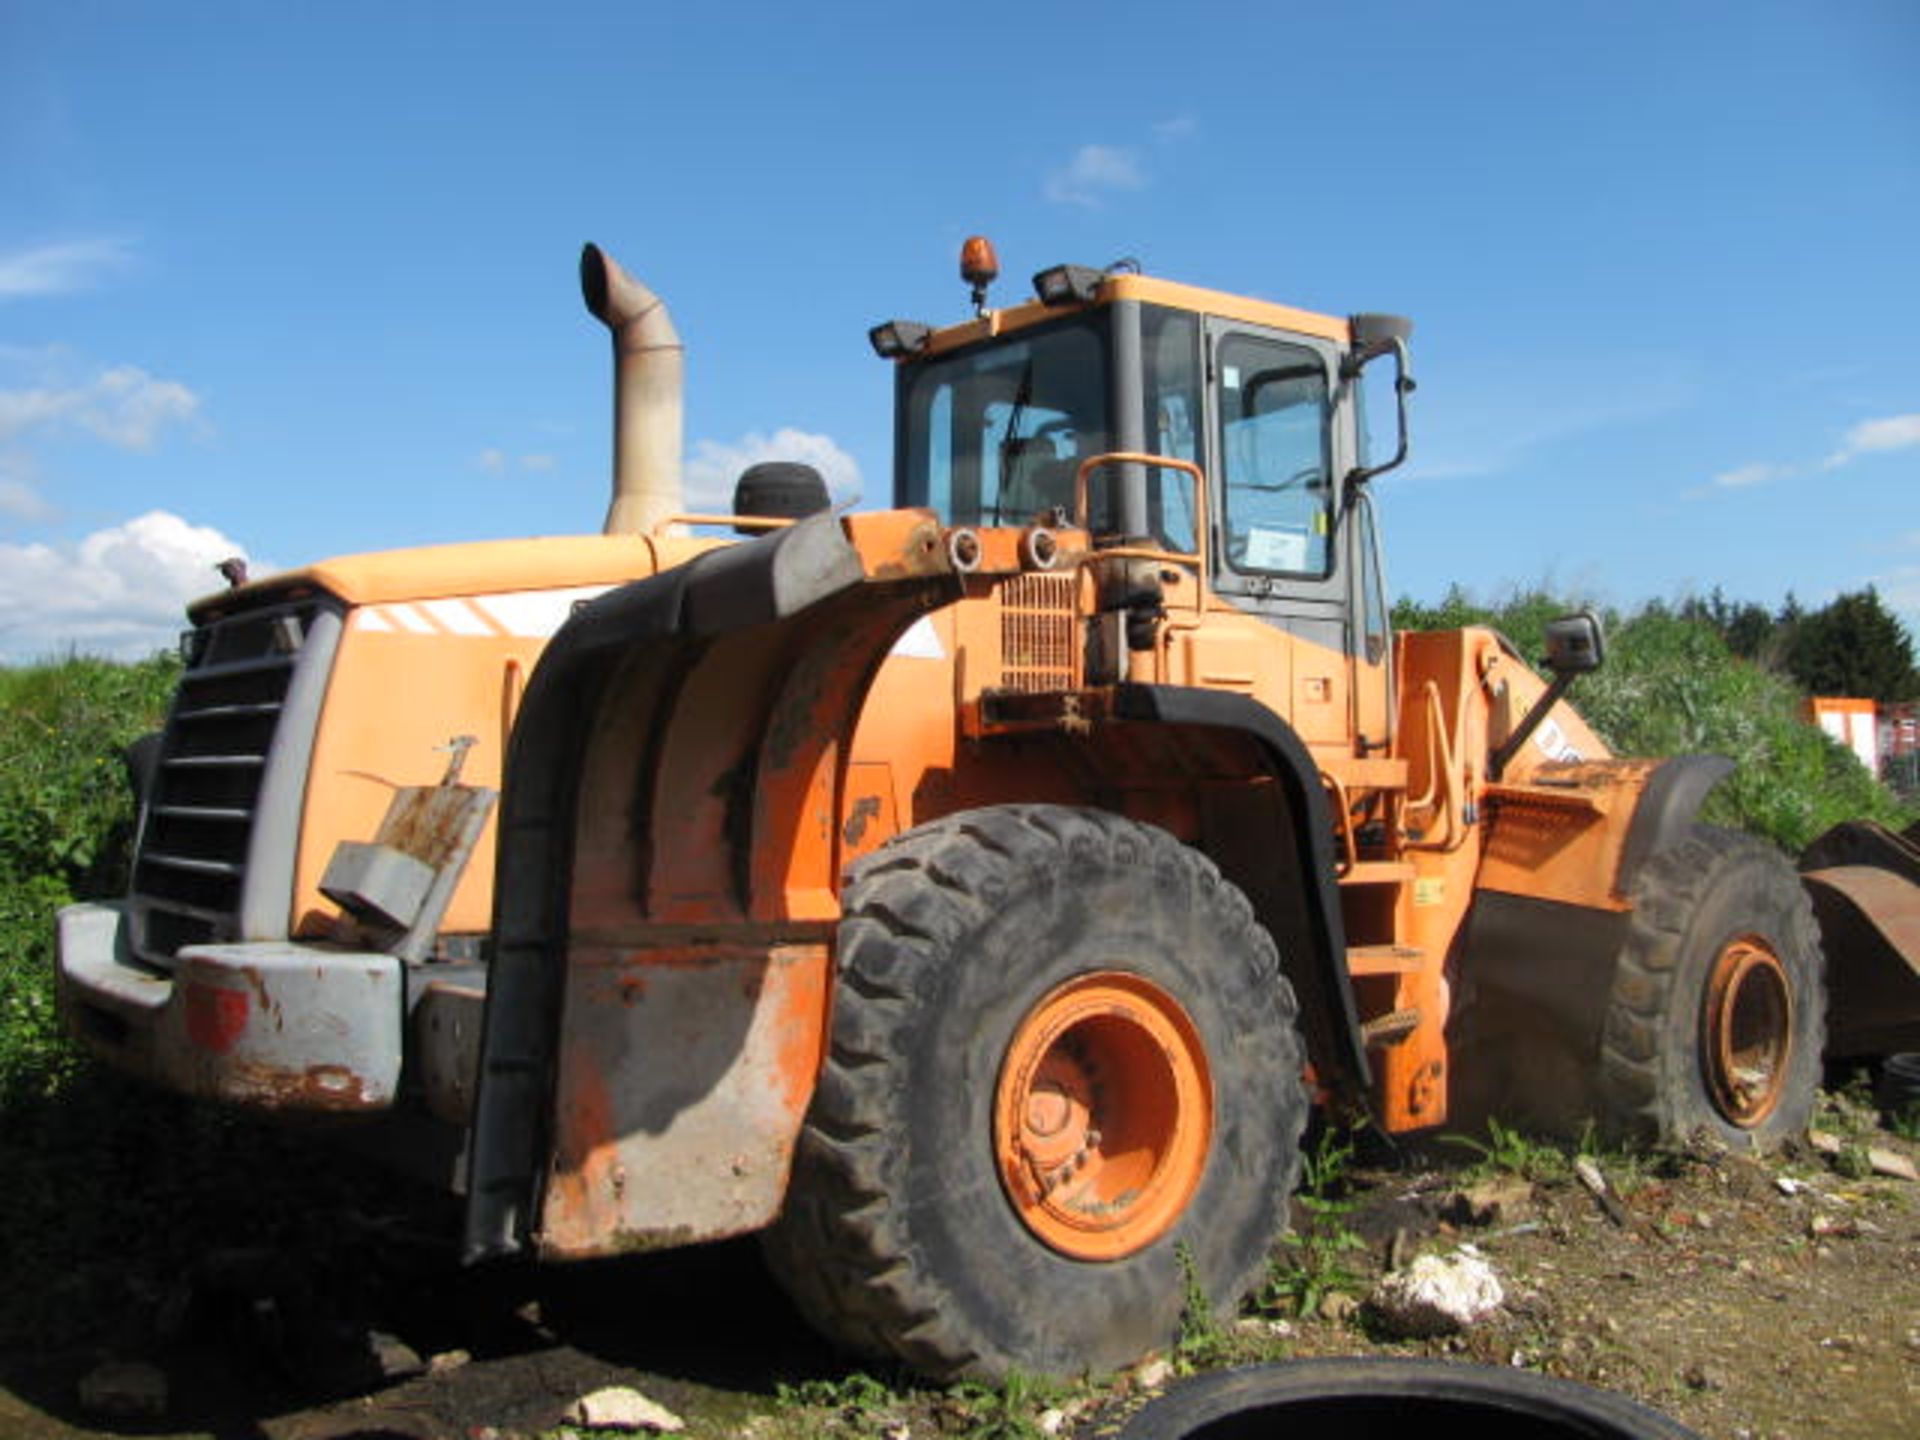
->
[[130, 600, 322, 961]]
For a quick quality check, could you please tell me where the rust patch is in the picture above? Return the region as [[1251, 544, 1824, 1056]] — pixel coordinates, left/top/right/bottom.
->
[[219, 1058, 377, 1111], [842, 794, 882, 848]]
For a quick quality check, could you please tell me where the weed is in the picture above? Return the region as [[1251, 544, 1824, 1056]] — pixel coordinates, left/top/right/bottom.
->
[[774, 1371, 899, 1417], [1886, 1103, 1920, 1143], [1444, 1116, 1570, 1183], [1834, 1143, 1874, 1181], [1173, 1239, 1230, 1370], [946, 1370, 1065, 1440], [1259, 1124, 1368, 1322]]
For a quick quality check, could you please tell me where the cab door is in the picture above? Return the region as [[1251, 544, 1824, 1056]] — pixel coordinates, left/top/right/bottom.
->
[[1203, 321, 1353, 750]]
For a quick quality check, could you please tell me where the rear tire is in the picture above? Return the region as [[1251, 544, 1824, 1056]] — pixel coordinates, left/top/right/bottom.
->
[[1599, 826, 1825, 1147], [762, 805, 1307, 1379]]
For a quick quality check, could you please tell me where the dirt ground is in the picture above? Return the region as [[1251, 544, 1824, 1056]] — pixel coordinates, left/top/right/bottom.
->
[[4, 1092, 1916, 1440]]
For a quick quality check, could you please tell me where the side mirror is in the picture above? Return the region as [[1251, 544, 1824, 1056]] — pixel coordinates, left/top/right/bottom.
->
[[1542, 611, 1605, 676], [1343, 313, 1416, 489], [1490, 611, 1606, 781]]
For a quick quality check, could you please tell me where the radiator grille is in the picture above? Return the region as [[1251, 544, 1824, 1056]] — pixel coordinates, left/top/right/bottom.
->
[[130, 600, 322, 961], [998, 574, 1078, 693]]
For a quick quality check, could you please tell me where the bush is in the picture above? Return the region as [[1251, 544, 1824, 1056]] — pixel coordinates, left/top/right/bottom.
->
[[1395, 589, 1920, 853], [0, 653, 437, 1347]]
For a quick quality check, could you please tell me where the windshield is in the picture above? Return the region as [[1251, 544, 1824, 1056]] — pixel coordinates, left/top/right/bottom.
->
[[899, 316, 1113, 530]]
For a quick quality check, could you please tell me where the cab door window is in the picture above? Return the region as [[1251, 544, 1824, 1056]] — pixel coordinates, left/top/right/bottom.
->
[[1217, 335, 1332, 578]]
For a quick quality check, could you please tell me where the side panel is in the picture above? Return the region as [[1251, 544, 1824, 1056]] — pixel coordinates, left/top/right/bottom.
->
[[297, 584, 625, 940]]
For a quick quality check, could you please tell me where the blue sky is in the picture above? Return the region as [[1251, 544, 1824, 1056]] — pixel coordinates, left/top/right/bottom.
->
[[2, 0, 1916, 662]]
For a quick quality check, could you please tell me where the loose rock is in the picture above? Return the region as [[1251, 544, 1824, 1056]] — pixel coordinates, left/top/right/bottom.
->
[[1131, 1356, 1174, 1390], [569, 1385, 686, 1432], [1367, 1246, 1505, 1337], [1445, 1175, 1533, 1227]]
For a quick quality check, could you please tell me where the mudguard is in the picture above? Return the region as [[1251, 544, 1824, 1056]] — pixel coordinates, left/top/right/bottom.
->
[[1113, 684, 1369, 1095], [1801, 821, 1920, 1056], [464, 511, 957, 1260]]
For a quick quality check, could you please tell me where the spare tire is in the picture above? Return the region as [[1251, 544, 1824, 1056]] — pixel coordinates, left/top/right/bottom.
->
[[1118, 1359, 1701, 1439], [733, 461, 830, 531]]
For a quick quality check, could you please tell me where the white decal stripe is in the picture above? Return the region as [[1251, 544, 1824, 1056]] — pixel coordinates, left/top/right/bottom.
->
[[356, 609, 394, 633], [889, 615, 946, 660], [471, 584, 613, 638], [386, 603, 439, 635], [422, 598, 499, 636]]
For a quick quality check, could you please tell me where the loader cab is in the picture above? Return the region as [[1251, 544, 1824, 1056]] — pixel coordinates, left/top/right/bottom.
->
[[884, 263, 1404, 747]]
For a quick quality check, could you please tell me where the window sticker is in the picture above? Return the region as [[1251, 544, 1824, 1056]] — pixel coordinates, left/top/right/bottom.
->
[[1243, 525, 1310, 572], [1222, 365, 1241, 390]]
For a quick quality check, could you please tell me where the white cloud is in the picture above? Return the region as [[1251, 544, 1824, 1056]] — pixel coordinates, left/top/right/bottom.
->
[[476, 448, 556, 475], [0, 364, 202, 451], [1710, 461, 1791, 490], [682, 428, 862, 513], [1695, 410, 1920, 498], [1824, 412, 1920, 470], [0, 238, 135, 299], [1045, 144, 1147, 208], [1153, 116, 1199, 143], [0, 511, 251, 663], [0, 453, 52, 520]]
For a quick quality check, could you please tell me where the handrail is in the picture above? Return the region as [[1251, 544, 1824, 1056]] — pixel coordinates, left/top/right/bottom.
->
[[1073, 452, 1210, 582], [1405, 680, 1466, 852], [1322, 771, 1357, 876]]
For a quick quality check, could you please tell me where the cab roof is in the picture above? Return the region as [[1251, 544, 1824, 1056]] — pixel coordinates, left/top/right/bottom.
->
[[919, 272, 1352, 358]]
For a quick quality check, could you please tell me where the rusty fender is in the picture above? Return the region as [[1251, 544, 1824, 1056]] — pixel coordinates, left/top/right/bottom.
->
[[464, 510, 968, 1261]]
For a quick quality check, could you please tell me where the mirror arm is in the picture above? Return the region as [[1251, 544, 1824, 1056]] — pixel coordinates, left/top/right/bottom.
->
[[1343, 337, 1416, 495], [1489, 671, 1576, 782]]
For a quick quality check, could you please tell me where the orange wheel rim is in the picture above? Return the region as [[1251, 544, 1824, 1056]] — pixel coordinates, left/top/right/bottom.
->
[[993, 971, 1212, 1260], [1700, 935, 1794, 1127]]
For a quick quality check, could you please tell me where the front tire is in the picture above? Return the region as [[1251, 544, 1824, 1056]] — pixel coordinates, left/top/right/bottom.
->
[[1599, 826, 1825, 1147], [762, 805, 1307, 1379]]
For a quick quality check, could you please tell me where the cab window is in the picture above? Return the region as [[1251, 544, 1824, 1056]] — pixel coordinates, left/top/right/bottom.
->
[[1217, 334, 1332, 577], [900, 317, 1111, 529]]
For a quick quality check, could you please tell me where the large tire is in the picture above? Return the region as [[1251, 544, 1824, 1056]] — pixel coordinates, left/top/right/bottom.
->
[[1599, 825, 1825, 1147], [762, 804, 1307, 1380], [1118, 1359, 1701, 1439]]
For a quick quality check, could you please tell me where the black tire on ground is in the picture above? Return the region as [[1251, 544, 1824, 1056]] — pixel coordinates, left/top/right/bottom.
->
[[761, 804, 1307, 1380], [1875, 1052, 1920, 1121], [1598, 825, 1825, 1147], [1118, 1358, 1702, 1439]]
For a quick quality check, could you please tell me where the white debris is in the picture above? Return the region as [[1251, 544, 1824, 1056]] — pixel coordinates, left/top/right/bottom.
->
[[569, 1385, 686, 1432], [1368, 1246, 1506, 1337], [1132, 1356, 1174, 1390]]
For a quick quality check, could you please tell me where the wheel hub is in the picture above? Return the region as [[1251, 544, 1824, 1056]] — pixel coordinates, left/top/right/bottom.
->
[[994, 972, 1212, 1260], [1701, 935, 1794, 1127]]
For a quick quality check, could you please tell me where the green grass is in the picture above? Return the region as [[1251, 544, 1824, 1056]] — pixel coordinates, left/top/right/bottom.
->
[[1443, 1115, 1572, 1183]]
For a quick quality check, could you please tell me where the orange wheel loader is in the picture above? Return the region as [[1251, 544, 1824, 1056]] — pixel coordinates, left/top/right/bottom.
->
[[58, 238, 1917, 1380]]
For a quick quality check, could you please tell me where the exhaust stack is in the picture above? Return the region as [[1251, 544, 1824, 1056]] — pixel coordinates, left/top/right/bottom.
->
[[580, 243, 684, 536]]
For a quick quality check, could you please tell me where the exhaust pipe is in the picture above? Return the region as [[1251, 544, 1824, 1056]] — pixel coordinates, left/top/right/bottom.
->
[[580, 243, 684, 536]]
